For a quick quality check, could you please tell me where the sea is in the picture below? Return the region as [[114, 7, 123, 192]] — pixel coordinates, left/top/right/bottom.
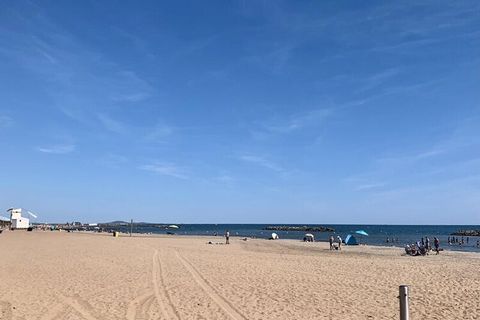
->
[[116, 224, 480, 253]]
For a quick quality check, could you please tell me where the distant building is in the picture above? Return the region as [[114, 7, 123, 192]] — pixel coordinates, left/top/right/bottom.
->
[[9, 208, 30, 229]]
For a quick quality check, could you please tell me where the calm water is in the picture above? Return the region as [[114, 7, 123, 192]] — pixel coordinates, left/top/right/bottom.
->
[[114, 224, 480, 252]]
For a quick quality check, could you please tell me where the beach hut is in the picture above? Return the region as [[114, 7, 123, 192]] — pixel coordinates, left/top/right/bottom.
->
[[345, 234, 358, 245]]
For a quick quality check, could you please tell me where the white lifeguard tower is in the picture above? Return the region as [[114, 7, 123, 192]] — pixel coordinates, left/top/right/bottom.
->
[[7, 208, 31, 229]]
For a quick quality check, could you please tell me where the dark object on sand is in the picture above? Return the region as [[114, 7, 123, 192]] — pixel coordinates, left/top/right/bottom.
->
[[0, 229, 3, 234], [27, 227, 33, 232]]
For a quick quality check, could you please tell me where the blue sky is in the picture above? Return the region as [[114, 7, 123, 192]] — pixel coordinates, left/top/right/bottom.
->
[[1, 1, 479, 224]]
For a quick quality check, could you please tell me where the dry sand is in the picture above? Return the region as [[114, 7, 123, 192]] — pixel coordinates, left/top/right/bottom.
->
[[0, 231, 479, 320]]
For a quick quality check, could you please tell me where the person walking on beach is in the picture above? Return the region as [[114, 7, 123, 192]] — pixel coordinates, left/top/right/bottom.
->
[[337, 236, 342, 251], [434, 237, 440, 254], [225, 230, 230, 245], [329, 235, 334, 250]]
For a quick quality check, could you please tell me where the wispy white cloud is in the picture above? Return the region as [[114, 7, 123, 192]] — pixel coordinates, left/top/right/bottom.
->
[[97, 113, 126, 134], [215, 174, 235, 183], [355, 183, 386, 191], [109, 71, 153, 103], [375, 148, 445, 166], [36, 144, 75, 154], [0, 115, 13, 128], [111, 92, 150, 103], [239, 155, 284, 172], [98, 154, 128, 168], [370, 173, 480, 203], [144, 123, 173, 142], [354, 68, 401, 93], [0, 6, 154, 135], [346, 115, 480, 194], [250, 108, 332, 140], [139, 162, 188, 179], [264, 109, 331, 134]]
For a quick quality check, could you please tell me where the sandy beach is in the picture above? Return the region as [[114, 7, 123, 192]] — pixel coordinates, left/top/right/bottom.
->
[[0, 231, 479, 320]]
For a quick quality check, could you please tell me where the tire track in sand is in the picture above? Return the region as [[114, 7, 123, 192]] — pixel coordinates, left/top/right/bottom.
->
[[152, 249, 180, 320], [125, 291, 155, 320], [38, 303, 67, 320], [60, 295, 98, 320], [175, 251, 247, 320]]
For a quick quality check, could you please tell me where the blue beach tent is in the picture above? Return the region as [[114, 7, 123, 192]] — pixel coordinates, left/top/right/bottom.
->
[[345, 234, 358, 245]]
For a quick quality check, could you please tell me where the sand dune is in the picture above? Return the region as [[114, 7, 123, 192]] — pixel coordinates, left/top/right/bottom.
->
[[0, 231, 478, 319]]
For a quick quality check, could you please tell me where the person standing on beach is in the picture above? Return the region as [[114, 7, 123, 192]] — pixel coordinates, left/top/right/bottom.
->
[[329, 236, 334, 250], [337, 236, 342, 250], [225, 230, 230, 245], [434, 237, 440, 254]]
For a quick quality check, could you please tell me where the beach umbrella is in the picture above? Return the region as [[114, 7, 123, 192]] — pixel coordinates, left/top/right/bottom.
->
[[355, 230, 369, 236], [355, 230, 368, 244]]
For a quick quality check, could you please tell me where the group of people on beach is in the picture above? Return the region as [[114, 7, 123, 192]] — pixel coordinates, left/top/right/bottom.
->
[[405, 236, 440, 256], [328, 235, 342, 250]]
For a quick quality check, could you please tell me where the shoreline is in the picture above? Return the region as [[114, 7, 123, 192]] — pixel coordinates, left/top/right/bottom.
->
[[19, 228, 480, 256]]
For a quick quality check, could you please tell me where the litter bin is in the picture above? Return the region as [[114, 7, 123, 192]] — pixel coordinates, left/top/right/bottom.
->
[[113, 231, 119, 237]]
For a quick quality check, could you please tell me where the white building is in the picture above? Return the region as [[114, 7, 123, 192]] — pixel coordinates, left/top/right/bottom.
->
[[9, 208, 30, 229]]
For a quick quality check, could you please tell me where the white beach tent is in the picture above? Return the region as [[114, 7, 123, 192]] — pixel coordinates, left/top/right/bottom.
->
[[270, 233, 279, 240], [304, 233, 314, 242]]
